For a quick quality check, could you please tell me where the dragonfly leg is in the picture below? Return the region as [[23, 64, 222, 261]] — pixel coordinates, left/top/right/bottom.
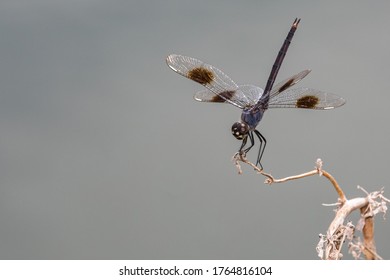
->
[[254, 130, 267, 168], [238, 135, 247, 157], [238, 131, 254, 157], [243, 131, 255, 154]]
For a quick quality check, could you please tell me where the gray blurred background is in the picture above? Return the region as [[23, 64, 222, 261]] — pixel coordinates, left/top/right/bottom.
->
[[1, 0, 389, 259]]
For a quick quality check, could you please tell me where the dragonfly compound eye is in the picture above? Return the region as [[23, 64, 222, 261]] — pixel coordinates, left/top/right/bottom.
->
[[231, 122, 249, 140]]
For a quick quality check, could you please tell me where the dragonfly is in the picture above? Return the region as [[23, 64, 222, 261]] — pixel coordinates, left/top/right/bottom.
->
[[166, 18, 345, 169]]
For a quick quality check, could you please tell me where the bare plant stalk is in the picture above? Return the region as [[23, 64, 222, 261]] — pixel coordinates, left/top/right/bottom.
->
[[232, 155, 388, 259], [361, 205, 376, 260], [232, 154, 346, 202]]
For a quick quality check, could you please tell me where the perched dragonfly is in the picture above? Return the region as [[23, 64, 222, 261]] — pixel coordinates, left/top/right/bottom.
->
[[166, 18, 345, 169]]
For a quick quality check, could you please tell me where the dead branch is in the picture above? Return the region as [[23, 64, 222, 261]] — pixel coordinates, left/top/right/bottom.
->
[[232, 155, 388, 259], [232, 155, 346, 202]]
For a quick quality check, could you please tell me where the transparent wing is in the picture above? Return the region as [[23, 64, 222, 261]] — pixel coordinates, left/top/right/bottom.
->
[[194, 89, 226, 103], [166, 54, 253, 109], [269, 70, 311, 99], [194, 84, 263, 106], [268, 87, 346, 109], [237, 85, 264, 105]]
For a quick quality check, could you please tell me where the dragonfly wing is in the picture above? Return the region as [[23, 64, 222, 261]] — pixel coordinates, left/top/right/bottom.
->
[[269, 70, 311, 99], [236, 85, 264, 105], [194, 84, 263, 107], [166, 54, 253, 108], [194, 89, 227, 103], [268, 88, 346, 109]]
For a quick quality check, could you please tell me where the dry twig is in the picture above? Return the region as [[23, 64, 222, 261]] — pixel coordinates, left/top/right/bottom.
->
[[232, 155, 388, 259]]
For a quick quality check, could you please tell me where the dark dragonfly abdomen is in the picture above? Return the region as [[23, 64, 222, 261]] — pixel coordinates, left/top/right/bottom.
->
[[259, 18, 300, 107]]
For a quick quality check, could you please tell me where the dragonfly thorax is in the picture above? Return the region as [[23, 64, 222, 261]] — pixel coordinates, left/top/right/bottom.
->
[[241, 107, 264, 129], [232, 108, 264, 140], [231, 122, 249, 140]]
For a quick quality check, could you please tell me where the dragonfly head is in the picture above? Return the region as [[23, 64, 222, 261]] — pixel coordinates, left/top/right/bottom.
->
[[231, 122, 249, 140]]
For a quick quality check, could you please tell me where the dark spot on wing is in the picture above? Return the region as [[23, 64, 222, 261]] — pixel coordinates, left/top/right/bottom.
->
[[187, 67, 214, 85], [296, 95, 319, 108], [278, 78, 295, 93], [211, 90, 236, 102]]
